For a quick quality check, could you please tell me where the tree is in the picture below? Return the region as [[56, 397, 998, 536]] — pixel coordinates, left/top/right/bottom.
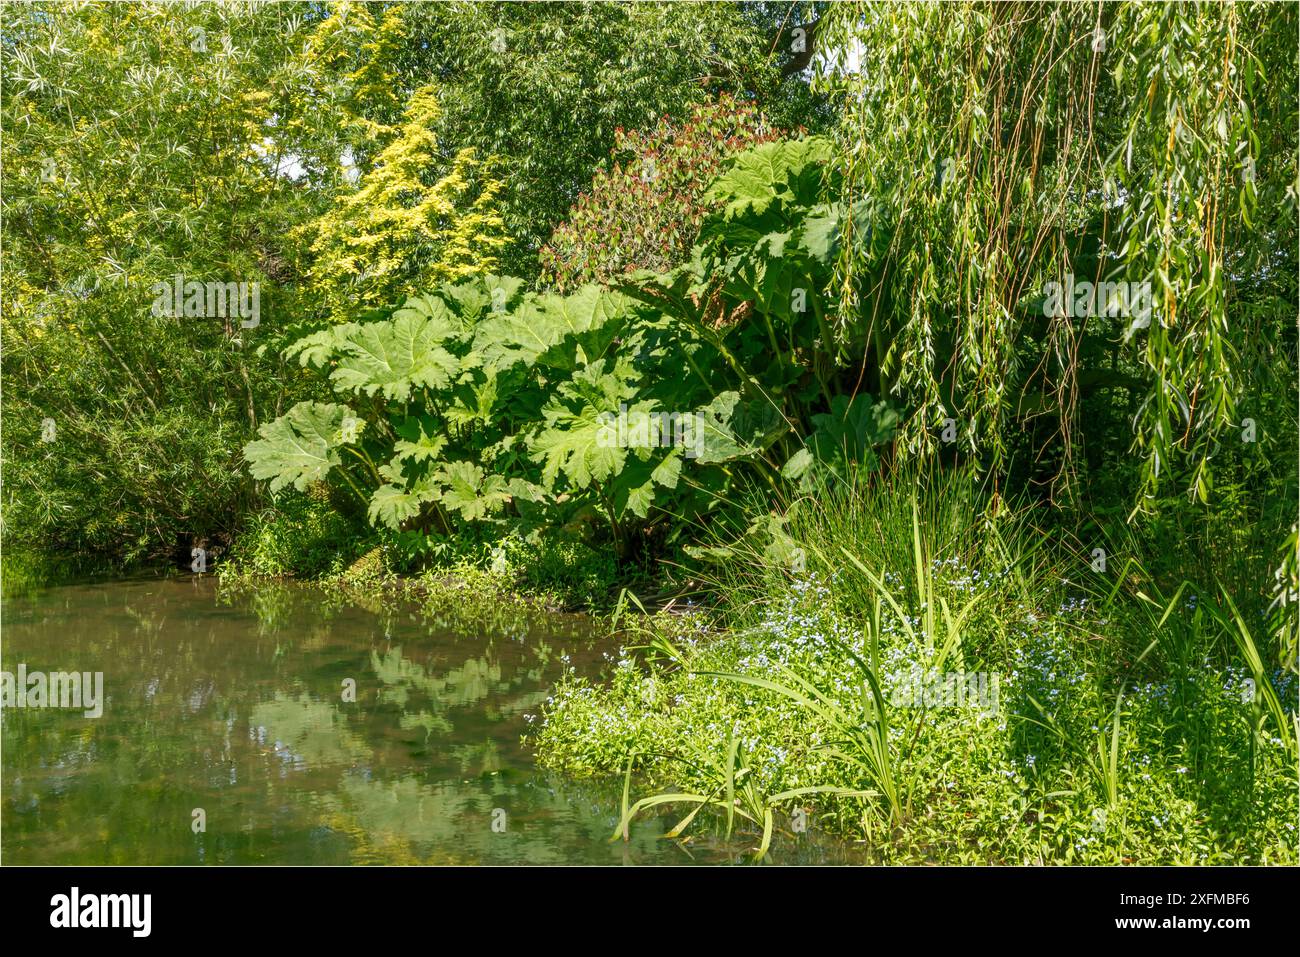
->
[[392, 1, 804, 276], [1, 2, 352, 558], [298, 85, 510, 322], [813, 1, 1297, 510]]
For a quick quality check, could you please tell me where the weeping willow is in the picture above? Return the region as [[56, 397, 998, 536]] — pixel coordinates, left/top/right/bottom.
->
[[814, 0, 1297, 509]]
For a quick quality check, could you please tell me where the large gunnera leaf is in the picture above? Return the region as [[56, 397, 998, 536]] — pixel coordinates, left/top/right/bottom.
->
[[433, 461, 542, 522], [436, 274, 526, 323], [784, 394, 901, 490], [391, 414, 449, 465], [809, 394, 899, 468], [529, 360, 643, 490], [328, 310, 460, 400], [692, 392, 789, 464], [367, 480, 438, 530], [611, 449, 684, 519], [474, 285, 629, 373], [244, 402, 355, 493], [531, 403, 632, 490], [702, 137, 835, 220], [285, 323, 358, 368]]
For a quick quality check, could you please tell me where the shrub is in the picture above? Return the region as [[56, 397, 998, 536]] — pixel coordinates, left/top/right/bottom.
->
[[539, 95, 784, 291], [245, 137, 900, 564], [225, 489, 370, 579]]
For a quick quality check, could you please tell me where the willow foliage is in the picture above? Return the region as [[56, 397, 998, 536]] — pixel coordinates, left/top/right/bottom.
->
[[815, 1, 1297, 508]]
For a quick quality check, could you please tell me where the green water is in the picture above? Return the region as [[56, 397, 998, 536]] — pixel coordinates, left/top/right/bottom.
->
[[2, 575, 864, 865]]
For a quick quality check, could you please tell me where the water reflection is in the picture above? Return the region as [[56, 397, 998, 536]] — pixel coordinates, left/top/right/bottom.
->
[[2, 576, 866, 864]]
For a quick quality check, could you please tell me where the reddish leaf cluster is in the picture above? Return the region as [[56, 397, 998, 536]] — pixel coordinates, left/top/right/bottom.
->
[[539, 94, 789, 292]]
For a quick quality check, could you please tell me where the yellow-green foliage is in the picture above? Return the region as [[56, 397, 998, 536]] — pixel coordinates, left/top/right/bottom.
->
[[300, 1, 407, 146], [301, 84, 510, 322]]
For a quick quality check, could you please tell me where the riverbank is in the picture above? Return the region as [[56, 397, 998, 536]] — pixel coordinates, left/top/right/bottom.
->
[[205, 470, 1300, 864], [530, 575, 1297, 864], [10, 509, 1297, 865], [12, 466, 1296, 865]]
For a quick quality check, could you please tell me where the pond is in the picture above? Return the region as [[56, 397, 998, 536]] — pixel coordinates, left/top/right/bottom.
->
[[2, 574, 866, 865]]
